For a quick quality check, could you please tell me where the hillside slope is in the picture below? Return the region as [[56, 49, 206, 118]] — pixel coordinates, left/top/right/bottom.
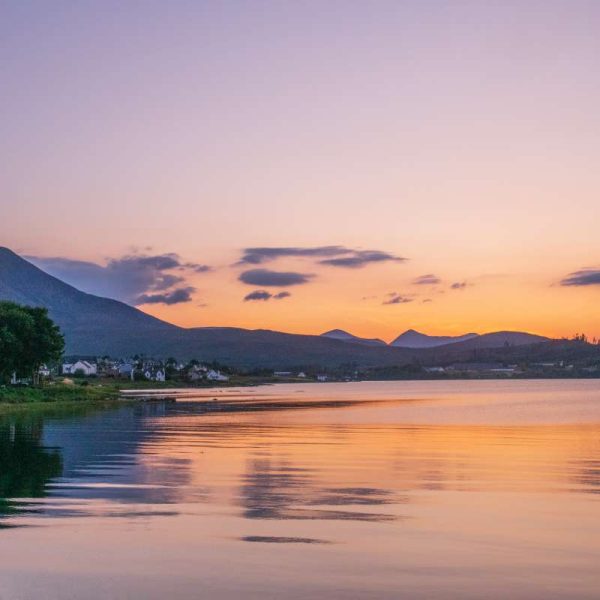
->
[[0, 247, 415, 367]]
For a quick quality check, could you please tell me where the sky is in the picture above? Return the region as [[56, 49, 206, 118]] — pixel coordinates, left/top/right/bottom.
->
[[1, 0, 599, 341]]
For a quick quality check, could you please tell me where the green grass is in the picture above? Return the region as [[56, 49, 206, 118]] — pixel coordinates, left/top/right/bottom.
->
[[0, 382, 119, 411]]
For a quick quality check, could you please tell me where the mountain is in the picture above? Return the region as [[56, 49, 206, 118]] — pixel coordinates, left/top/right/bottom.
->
[[321, 329, 387, 347], [391, 329, 479, 348], [435, 330, 549, 350], [0, 247, 555, 369], [0, 247, 414, 368]]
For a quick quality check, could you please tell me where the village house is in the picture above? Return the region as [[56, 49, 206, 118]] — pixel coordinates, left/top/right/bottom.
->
[[206, 369, 229, 382], [187, 364, 208, 382], [62, 360, 98, 376], [144, 368, 166, 382]]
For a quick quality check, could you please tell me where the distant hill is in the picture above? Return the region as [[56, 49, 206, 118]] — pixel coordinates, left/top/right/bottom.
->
[[321, 329, 387, 347], [391, 329, 479, 348], [435, 330, 549, 351], [422, 336, 590, 367]]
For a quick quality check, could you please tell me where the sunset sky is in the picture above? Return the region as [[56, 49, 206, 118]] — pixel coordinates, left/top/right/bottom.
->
[[1, 1, 599, 341]]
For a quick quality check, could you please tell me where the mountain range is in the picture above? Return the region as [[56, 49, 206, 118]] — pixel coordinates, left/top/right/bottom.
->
[[0, 247, 554, 368]]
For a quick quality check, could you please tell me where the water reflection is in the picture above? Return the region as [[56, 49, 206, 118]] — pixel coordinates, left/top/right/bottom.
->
[[1, 389, 600, 526], [0, 381, 599, 599], [239, 458, 397, 525]]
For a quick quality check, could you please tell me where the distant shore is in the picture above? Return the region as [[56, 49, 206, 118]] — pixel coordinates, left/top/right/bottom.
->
[[2, 372, 599, 413]]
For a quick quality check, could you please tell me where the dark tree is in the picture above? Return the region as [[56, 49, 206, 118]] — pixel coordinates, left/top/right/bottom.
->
[[0, 302, 64, 385]]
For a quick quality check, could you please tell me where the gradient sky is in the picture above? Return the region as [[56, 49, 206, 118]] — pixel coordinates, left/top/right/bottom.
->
[[1, 1, 599, 341]]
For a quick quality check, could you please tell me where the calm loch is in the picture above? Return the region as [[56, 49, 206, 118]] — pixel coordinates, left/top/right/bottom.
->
[[0, 380, 599, 599]]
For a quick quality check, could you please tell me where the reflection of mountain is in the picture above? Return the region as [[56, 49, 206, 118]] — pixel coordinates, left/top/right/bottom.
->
[[41, 404, 196, 506], [1, 390, 599, 533], [239, 458, 397, 529]]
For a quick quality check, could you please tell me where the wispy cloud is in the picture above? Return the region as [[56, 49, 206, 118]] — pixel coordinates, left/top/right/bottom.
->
[[244, 290, 292, 302], [27, 252, 212, 305], [413, 274, 441, 285], [238, 246, 351, 265], [450, 281, 468, 290], [239, 269, 314, 287], [560, 268, 600, 286], [383, 293, 414, 305], [238, 246, 406, 269], [320, 250, 405, 269], [137, 287, 196, 305], [186, 263, 213, 273]]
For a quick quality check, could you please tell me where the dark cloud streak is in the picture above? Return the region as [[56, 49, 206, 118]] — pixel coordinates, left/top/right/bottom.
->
[[413, 274, 441, 285], [239, 269, 313, 287], [320, 250, 405, 269], [238, 246, 352, 265], [243, 289, 292, 302], [383, 294, 413, 305], [238, 246, 406, 269], [560, 269, 600, 286], [137, 287, 196, 305]]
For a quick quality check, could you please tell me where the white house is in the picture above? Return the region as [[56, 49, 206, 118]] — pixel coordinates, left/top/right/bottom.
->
[[144, 368, 166, 382], [316, 374, 328, 382], [207, 369, 229, 382], [63, 360, 97, 376]]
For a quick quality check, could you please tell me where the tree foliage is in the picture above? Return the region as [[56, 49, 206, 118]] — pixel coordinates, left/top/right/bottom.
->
[[0, 302, 64, 384]]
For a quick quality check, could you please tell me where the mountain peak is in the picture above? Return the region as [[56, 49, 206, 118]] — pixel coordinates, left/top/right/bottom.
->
[[391, 329, 479, 348], [321, 329, 387, 347]]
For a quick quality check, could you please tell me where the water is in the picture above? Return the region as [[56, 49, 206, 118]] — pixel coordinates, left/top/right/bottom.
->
[[0, 380, 599, 599]]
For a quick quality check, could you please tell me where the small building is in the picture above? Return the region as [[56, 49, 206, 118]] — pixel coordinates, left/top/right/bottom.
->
[[207, 369, 229, 382], [188, 365, 208, 381], [274, 371, 292, 377], [63, 360, 97, 376], [297, 372, 307, 378], [144, 368, 166, 382], [316, 374, 328, 382]]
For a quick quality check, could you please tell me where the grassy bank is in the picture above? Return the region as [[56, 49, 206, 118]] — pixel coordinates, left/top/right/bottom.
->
[[0, 382, 120, 411]]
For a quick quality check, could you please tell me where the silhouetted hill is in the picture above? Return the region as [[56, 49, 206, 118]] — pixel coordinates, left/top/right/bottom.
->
[[422, 337, 599, 367], [321, 329, 387, 346], [432, 331, 549, 351], [0, 247, 561, 369], [391, 329, 479, 348], [0, 248, 414, 367]]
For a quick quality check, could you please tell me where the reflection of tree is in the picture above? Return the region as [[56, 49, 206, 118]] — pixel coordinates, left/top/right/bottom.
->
[[0, 417, 62, 517]]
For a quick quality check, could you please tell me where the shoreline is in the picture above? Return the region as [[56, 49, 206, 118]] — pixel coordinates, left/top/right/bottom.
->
[[2, 375, 598, 414]]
